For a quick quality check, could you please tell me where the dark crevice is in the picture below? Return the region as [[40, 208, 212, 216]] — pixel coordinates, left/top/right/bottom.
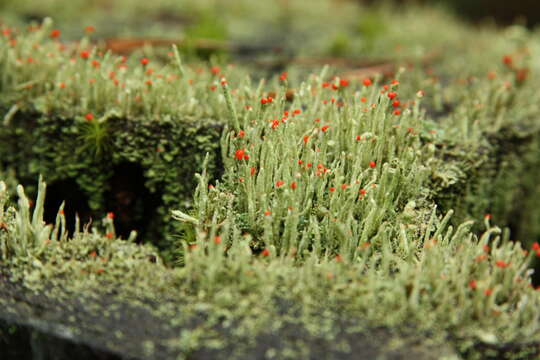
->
[[105, 162, 161, 242], [43, 179, 92, 236]]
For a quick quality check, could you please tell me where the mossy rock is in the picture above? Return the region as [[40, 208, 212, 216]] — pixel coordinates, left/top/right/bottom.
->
[[0, 110, 223, 263], [0, 276, 460, 360]]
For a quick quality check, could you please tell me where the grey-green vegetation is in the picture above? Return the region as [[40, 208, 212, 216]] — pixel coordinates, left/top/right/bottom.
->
[[1, 1, 540, 359]]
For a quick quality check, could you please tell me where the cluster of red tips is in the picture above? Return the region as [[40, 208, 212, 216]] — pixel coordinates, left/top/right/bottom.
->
[[50, 29, 61, 38], [279, 72, 288, 81], [323, 79, 349, 90], [468, 280, 477, 290], [211, 66, 221, 75], [533, 242, 540, 257], [237, 130, 245, 138], [387, 92, 397, 100], [261, 249, 270, 257], [275, 180, 285, 188], [502, 55, 513, 67], [80, 50, 90, 59], [234, 149, 249, 161], [321, 125, 330, 132], [140, 58, 149, 66], [261, 96, 273, 105], [495, 260, 509, 268], [475, 255, 487, 262], [363, 78, 372, 87], [369, 161, 376, 169], [84, 26, 95, 34], [84, 113, 94, 121], [107, 212, 115, 219]]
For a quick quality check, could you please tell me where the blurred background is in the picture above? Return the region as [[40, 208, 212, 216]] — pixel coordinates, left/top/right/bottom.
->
[[425, 0, 540, 26], [371, 0, 540, 26], [0, 0, 536, 67]]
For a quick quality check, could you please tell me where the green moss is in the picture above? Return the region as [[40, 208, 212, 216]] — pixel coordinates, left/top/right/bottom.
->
[[0, 111, 222, 262]]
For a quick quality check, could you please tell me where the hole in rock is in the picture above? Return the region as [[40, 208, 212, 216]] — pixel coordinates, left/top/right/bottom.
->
[[43, 179, 92, 236], [105, 162, 161, 242]]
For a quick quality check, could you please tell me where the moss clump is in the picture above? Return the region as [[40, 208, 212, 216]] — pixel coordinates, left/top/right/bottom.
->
[[0, 174, 539, 359], [0, 111, 222, 262]]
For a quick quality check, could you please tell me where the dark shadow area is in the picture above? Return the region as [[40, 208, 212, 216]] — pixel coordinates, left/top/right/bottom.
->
[[0, 319, 122, 360], [531, 262, 540, 288], [371, 0, 540, 27], [43, 179, 92, 236], [105, 162, 161, 242], [435, 0, 540, 27], [504, 206, 540, 287]]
